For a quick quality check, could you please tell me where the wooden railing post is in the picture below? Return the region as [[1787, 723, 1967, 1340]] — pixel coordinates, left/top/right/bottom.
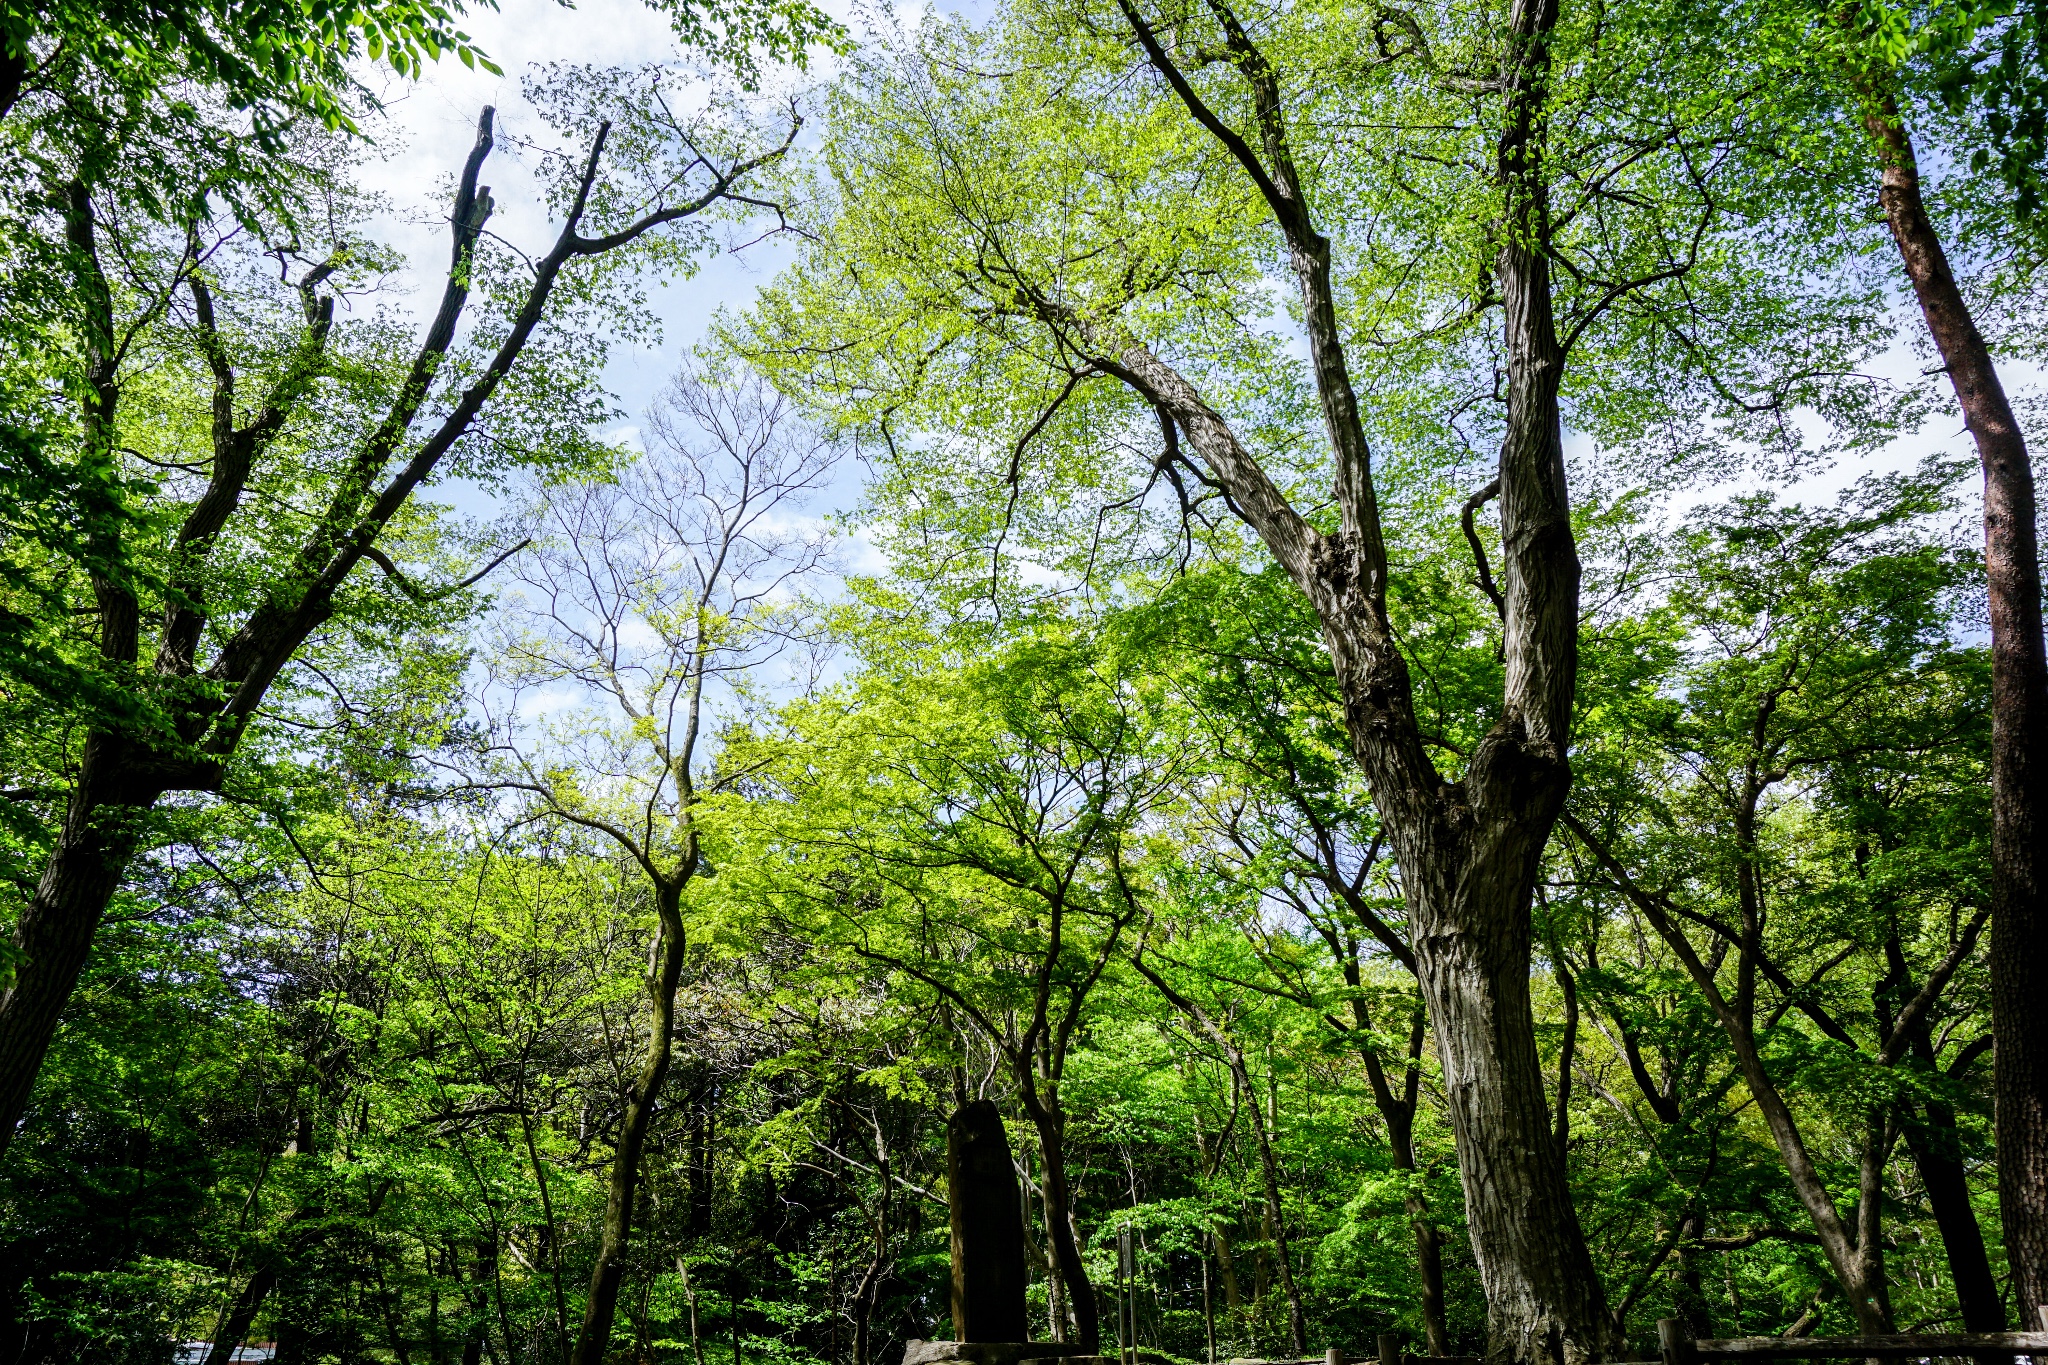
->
[[1377, 1334, 1400, 1365], [1659, 1319, 1694, 1365]]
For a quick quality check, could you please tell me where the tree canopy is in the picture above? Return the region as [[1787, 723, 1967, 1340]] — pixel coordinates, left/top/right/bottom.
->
[[0, 0, 2042, 1359]]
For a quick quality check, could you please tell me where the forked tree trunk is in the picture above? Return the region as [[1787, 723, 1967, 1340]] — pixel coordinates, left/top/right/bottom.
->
[[1379, 0, 1610, 1350], [569, 881, 690, 1365], [1854, 84, 2048, 1323], [1097, 0, 1610, 1351]]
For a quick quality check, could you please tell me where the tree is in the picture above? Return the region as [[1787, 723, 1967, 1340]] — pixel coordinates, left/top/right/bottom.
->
[[1127, 567, 1455, 1354], [1791, 2, 2048, 1311], [0, 70, 803, 1160], [752, 623, 1196, 1351], [733, 0, 1888, 1347], [482, 362, 836, 1364], [1564, 470, 1993, 1333]]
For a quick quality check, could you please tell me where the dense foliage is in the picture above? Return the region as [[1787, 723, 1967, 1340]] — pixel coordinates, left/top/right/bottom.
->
[[0, 0, 2039, 1356]]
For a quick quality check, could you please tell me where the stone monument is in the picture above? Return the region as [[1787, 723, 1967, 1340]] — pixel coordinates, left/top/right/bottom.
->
[[901, 1101, 1100, 1365], [948, 1099, 1029, 1343]]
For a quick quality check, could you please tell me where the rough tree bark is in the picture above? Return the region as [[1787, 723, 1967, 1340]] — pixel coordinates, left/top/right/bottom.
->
[[1852, 80, 2048, 1323], [1088, 1, 1614, 1358]]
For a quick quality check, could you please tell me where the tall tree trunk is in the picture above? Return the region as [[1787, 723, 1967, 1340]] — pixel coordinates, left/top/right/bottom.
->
[[1399, 145, 1604, 1342], [1371, 0, 1610, 1349], [1020, 1097, 1100, 1351], [1900, 1111, 2002, 1331], [1098, 0, 1609, 1350], [462, 1238, 496, 1365], [1241, 1057, 1306, 1353], [1854, 79, 2048, 1323], [568, 882, 689, 1365], [0, 775, 152, 1149]]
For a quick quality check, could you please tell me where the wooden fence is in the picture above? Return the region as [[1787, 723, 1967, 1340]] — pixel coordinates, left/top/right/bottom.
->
[[1225, 1313, 2048, 1365], [1659, 1313, 2048, 1365]]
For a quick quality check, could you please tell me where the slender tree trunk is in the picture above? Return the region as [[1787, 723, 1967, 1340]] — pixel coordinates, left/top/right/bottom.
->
[[1631, 908, 1893, 1330], [1901, 1104, 2003, 1330], [569, 882, 689, 1365], [1239, 1055, 1307, 1354], [1893, 949, 2003, 1332], [855, 1129, 896, 1365], [679, 1259, 708, 1365], [1335, 939, 1450, 1356], [688, 1061, 715, 1237], [1214, 1228, 1243, 1319], [518, 1105, 572, 1358], [428, 1246, 449, 1365], [1020, 1097, 1100, 1352], [462, 1239, 496, 1365], [1387, 1088, 1450, 1356], [1854, 79, 2048, 1322], [206, 1266, 280, 1365], [1203, 1246, 1216, 1364]]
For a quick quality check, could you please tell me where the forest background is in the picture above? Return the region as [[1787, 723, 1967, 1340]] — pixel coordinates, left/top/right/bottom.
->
[[0, 0, 2042, 1357]]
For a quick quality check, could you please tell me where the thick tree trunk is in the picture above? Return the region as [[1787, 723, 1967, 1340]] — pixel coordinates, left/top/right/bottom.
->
[[1856, 87, 2048, 1323], [1380, 18, 1609, 1343], [1099, 0, 1608, 1352], [1407, 852, 1607, 1364], [0, 756, 157, 1150], [568, 882, 689, 1365]]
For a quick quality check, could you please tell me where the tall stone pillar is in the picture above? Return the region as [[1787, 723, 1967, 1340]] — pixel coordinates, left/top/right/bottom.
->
[[947, 1100, 1028, 1343]]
